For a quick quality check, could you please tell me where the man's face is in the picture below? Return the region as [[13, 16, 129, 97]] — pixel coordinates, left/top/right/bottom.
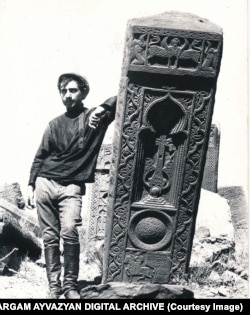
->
[[60, 80, 83, 109]]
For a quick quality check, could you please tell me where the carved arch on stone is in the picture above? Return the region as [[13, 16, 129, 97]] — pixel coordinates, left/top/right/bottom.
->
[[140, 93, 187, 138]]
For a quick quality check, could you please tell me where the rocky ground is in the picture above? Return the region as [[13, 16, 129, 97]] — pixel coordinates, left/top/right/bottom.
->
[[0, 186, 248, 299], [0, 249, 248, 299], [0, 234, 248, 299]]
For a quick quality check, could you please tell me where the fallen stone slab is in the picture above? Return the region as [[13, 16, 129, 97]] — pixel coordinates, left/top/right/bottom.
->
[[0, 198, 42, 263], [0, 198, 40, 237], [0, 221, 41, 262]]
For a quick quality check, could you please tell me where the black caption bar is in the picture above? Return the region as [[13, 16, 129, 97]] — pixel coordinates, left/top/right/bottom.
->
[[0, 299, 249, 312]]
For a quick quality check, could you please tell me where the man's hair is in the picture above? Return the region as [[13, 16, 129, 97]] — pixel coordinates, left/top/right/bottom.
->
[[57, 73, 90, 99]]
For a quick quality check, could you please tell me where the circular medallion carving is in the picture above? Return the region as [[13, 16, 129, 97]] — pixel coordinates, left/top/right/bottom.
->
[[128, 209, 173, 250]]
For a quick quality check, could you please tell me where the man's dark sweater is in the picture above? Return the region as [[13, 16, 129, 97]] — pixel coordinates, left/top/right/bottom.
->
[[28, 97, 116, 188]]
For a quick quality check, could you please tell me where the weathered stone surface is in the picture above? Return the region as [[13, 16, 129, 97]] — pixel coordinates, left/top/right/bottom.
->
[[0, 182, 25, 209], [79, 239, 104, 283], [218, 186, 248, 265], [103, 11, 223, 284], [0, 198, 42, 268], [189, 188, 248, 298], [0, 220, 41, 261], [128, 11, 222, 33], [80, 282, 193, 299], [0, 198, 40, 237], [191, 189, 235, 267], [80, 187, 246, 299], [95, 144, 113, 171], [191, 237, 235, 267], [87, 144, 113, 241], [201, 124, 220, 192], [88, 128, 221, 241], [195, 189, 234, 240]]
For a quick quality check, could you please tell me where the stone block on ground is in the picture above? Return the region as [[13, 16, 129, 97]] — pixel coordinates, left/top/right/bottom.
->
[[189, 188, 248, 298], [0, 182, 25, 209], [0, 198, 42, 267], [80, 282, 194, 299], [195, 189, 235, 240], [218, 186, 248, 265], [0, 221, 42, 261], [79, 239, 104, 282], [191, 189, 235, 268], [0, 198, 40, 237]]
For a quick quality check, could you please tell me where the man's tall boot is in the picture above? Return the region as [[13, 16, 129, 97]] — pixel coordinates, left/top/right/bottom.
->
[[44, 245, 62, 299], [63, 243, 80, 299]]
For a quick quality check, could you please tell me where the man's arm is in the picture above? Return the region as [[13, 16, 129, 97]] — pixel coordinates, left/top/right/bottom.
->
[[88, 96, 117, 129], [26, 124, 52, 209]]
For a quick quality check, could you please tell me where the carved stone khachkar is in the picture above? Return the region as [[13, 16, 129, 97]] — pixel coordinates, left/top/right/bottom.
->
[[103, 12, 223, 284], [201, 124, 220, 192], [87, 144, 113, 240], [88, 128, 219, 241]]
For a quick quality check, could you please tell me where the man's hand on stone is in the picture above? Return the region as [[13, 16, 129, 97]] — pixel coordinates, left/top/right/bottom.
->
[[88, 106, 106, 129]]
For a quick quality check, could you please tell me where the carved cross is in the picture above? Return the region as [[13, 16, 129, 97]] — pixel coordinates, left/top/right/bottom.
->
[[146, 135, 175, 197]]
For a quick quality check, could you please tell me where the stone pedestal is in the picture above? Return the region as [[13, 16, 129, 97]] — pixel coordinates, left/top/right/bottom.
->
[[103, 12, 223, 284]]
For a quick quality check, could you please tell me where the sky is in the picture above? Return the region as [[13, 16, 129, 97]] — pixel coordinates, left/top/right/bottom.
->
[[0, 0, 248, 198]]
